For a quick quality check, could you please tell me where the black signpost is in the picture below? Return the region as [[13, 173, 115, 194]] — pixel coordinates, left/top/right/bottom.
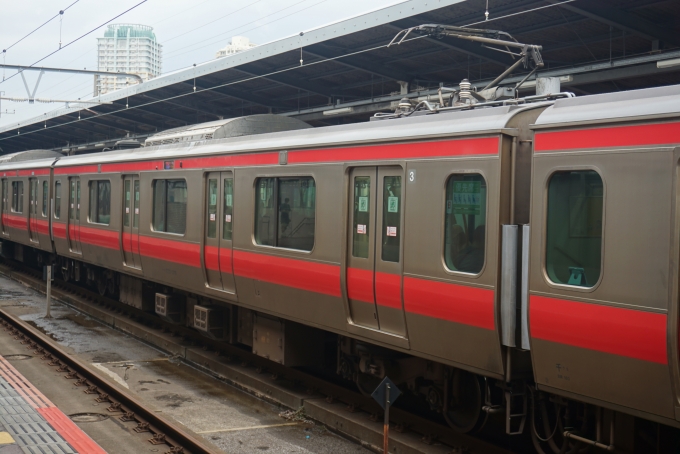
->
[[371, 376, 402, 453]]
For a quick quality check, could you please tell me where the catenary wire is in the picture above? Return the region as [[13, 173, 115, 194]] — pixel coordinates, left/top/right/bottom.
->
[[1, 0, 80, 54], [163, 0, 329, 61], [0, 0, 148, 87], [2, 0, 583, 135]]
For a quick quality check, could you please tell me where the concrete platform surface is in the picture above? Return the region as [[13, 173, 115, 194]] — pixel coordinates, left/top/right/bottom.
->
[[0, 273, 370, 453]]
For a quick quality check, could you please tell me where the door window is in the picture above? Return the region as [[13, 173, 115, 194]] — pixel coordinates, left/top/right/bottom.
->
[[54, 181, 61, 219], [124, 180, 131, 227], [381, 176, 401, 262], [207, 179, 218, 238], [223, 177, 233, 240], [352, 176, 371, 258]]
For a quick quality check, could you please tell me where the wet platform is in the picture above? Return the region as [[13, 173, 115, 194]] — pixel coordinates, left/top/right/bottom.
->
[[0, 355, 105, 454]]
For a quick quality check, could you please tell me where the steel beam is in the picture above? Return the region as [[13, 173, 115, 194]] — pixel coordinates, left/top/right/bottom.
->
[[546, 0, 680, 47]]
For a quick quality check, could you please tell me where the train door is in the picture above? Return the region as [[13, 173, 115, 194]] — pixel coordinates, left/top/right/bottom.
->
[[122, 176, 142, 269], [203, 171, 235, 293], [68, 177, 82, 254], [28, 178, 39, 244], [1, 179, 6, 235], [346, 166, 407, 336]]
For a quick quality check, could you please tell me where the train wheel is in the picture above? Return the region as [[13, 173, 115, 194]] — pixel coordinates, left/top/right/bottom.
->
[[355, 373, 382, 397], [444, 369, 485, 433]]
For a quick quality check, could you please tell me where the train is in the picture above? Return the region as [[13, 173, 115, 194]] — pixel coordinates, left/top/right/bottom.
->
[[1, 81, 680, 453]]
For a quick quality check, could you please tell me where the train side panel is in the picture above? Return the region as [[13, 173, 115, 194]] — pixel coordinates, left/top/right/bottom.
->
[[529, 120, 680, 422]]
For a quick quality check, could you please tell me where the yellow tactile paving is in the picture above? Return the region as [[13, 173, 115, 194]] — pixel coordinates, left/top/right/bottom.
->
[[0, 431, 15, 444]]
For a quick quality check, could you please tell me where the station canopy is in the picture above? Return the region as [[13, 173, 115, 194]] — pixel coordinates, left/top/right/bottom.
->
[[0, 0, 679, 155]]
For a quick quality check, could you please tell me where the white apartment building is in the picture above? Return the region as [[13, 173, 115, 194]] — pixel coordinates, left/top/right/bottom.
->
[[215, 36, 257, 58], [95, 24, 162, 96]]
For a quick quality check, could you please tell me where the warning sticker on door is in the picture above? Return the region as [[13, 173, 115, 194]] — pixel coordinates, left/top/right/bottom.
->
[[358, 196, 369, 212], [135, 208, 139, 214], [387, 196, 398, 213], [386, 226, 397, 237], [357, 224, 367, 234], [225, 214, 232, 223], [125, 207, 130, 214], [210, 213, 216, 221]]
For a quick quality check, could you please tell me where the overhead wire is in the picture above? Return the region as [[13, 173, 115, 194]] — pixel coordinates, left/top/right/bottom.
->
[[1, 35, 427, 138], [2, 0, 584, 136], [0, 0, 148, 87], [163, 0, 330, 62], [1, 0, 80, 54]]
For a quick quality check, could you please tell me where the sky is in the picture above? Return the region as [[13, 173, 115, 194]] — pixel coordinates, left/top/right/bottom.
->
[[0, 0, 403, 127]]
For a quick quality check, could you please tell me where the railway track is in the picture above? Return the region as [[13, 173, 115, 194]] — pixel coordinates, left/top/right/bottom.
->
[[0, 257, 517, 454]]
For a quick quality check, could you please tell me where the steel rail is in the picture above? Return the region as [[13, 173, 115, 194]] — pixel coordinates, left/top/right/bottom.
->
[[0, 308, 222, 454], [0, 258, 517, 454]]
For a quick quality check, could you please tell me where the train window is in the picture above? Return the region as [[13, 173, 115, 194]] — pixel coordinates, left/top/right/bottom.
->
[[1, 180, 6, 213], [223, 178, 233, 241], [89, 180, 111, 225], [153, 179, 187, 235], [254, 177, 316, 251], [207, 179, 218, 238], [444, 174, 487, 274], [11, 181, 23, 213], [42, 181, 48, 216], [123, 180, 131, 227], [54, 181, 61, 219], [352, 176, 370, 258], [381, 176, 401, 262], [546, 170, 603, 288]]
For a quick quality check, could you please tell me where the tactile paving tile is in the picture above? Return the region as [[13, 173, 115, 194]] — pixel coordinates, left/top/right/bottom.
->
[[8, 422, 58, 436], [22, 443, 77, 454], [0, 414, 44, 425]]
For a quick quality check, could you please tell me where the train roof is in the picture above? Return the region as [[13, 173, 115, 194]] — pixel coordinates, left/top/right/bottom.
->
[[534, 84, 680, 129], [0, 102, 548, 172]]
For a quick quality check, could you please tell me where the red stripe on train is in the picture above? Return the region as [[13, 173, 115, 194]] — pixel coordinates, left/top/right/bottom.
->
[[52, 222, 66, 239], [78, 225, 119, 250], [233, 250, 341, 297], [534, 121, 680, 152], [288, 137, 499, 164], [404, 277, 495, 330], [530, 295, 667, 364], [204, 246, 234, 273], [138, 235, 201, 267], [34, 219, 49, 236], [16, 169, 50, 176], [347, 267, 373, 303], [376, 272, 402, 309], [2, 213, 27, 229]]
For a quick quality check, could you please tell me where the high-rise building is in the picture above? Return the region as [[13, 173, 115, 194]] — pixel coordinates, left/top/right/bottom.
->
[[215, 36, 256, 58], [95, 24, 162, 96]]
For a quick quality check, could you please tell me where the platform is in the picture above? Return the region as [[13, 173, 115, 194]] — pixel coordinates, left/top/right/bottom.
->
[[0, 355, 105, 454]]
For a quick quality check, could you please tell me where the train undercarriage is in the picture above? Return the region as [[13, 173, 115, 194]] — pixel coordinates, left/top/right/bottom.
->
[[3, 240, 679, 453]]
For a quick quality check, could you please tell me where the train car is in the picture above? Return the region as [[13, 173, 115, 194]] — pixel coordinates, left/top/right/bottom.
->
[[527, 84, 680, 445], [2, 85, 680, 452]]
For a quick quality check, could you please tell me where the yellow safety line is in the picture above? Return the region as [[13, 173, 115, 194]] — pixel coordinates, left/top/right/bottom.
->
[[197, 422, 299, 434]]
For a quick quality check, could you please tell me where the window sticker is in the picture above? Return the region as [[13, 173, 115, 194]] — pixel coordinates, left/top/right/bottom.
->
[[357, 224, 367, 234], [210, 213, 216, 221], [225, 214, 232, 223], [125, 207, 130, 214], [387, 196, 399, 213], [135, 208, 139, 214], [452, 181, 481, 215], [386, 226, 397, 237], [358, 196, 369, 212]]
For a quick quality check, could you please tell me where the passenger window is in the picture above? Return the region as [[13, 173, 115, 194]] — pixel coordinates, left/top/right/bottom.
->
[[54, 181, 61, 219], [254, 177, 316, 251], [207, 179, 218, 238], [223, 178, 233, 241], [42, 181, 48, 216], [444, 174, 487, 274], [381, 176, 401, 262], [11, 181, 23, 213], [89, 180, 111, 225], [153, 179, 187, 234], [546, 170, 603, 288]]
